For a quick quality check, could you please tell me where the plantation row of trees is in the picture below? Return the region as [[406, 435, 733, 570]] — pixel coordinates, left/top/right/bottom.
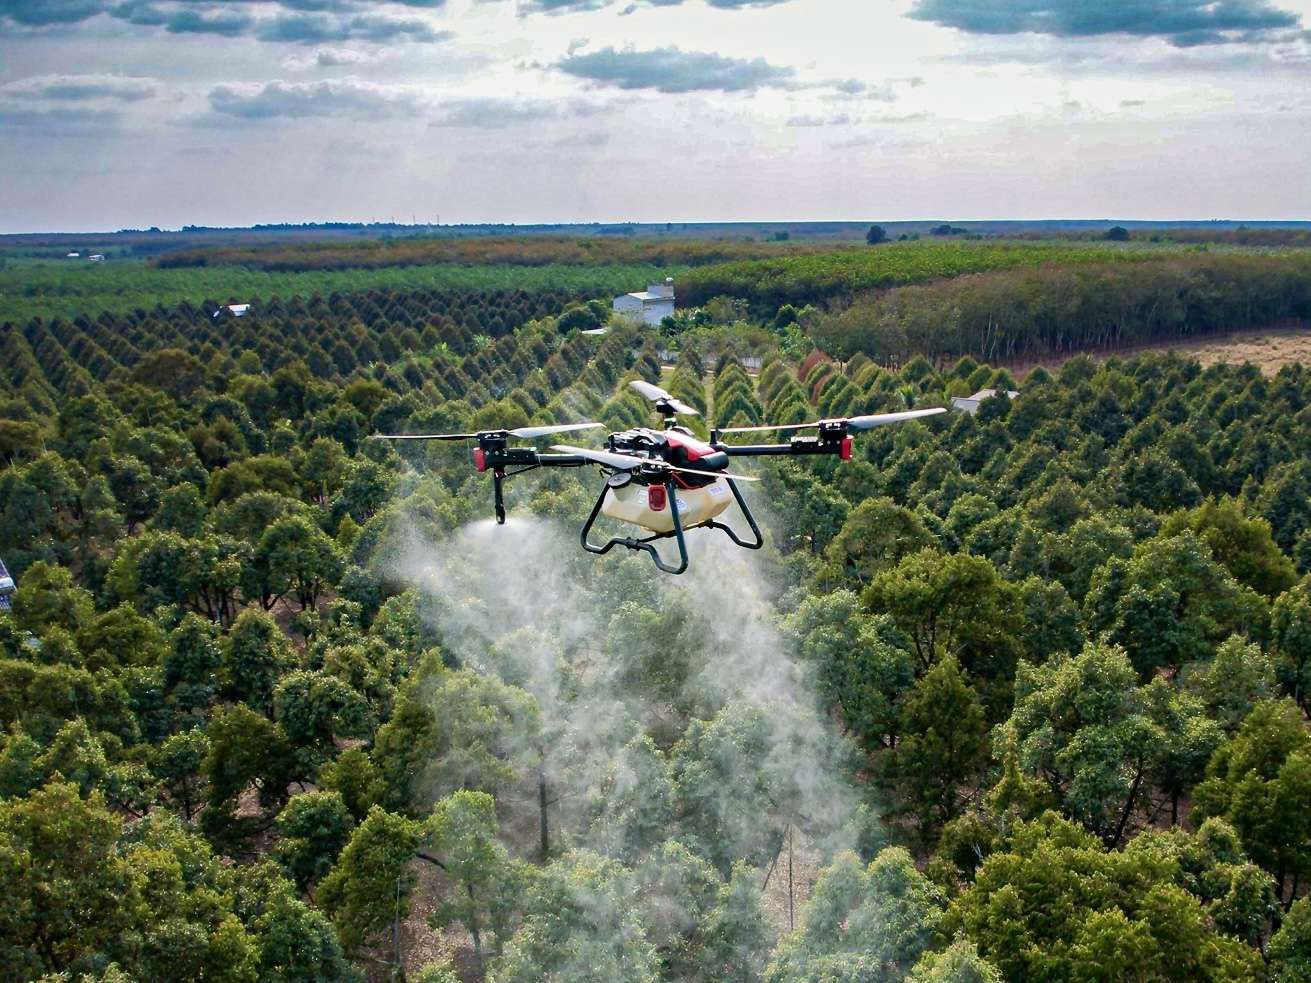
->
[[4, 274, 1311, 979], [0, 289, 629, 420], [807, 253, 1311, 362], [749, 347, 1311, 979]]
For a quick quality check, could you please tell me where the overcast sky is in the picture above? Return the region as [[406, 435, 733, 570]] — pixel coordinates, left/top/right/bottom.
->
[[1, 0, 1309, 231]]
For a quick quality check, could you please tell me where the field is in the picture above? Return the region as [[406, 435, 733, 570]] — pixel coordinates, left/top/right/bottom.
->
[[3, 232, 1311, 982]]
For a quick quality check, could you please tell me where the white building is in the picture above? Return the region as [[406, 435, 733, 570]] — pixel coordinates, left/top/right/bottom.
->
[[213, 303, 252, 319], [951, 388, 1020, 415], [89, 254, 105, 262], [613, 278, 675, 326]]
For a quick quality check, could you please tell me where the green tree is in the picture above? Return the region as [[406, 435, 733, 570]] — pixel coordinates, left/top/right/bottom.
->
[[1269, 897, 1311, 982], [998, 642, 1163, 844], [893, 657, 988, 835], [317, 805, 423, 953], [426, 789, 528, 965], [947, 812, 1262, 982], [221, 609, 297, 716], [1085, 532, 1266, 679], [252, 516, 342, 611], [821, 497, 935, 586], [151, 728, 210, 821], [1271, 578, 1311, 712], [1193, 699, 1311, 904], [766, 848, 945, 983], [274, 791, 355, 891], [273, 670, 370, 772], [908, 940, 1001, 983], [1161, 498, 1297, 598], [492, 850, 659, 983], [864, 549, 1022, 709], [203, 703, 294, 847], [0, 782, 138, 978]]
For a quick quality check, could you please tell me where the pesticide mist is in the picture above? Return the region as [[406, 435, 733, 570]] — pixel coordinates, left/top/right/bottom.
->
[[386, 512, 885, 976]]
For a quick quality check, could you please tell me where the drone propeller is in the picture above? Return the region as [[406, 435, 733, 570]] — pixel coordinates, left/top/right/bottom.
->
[[552, 444, 760, 482], [371, 422, 603, 442], [716, 407, 948, 434], [629, 380, 700, 417]]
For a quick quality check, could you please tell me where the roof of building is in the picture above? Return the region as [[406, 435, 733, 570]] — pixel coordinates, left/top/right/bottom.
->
[[0, 558, 14, 610], [951, 388, 1021, 412], [624, 292, 675, 303]]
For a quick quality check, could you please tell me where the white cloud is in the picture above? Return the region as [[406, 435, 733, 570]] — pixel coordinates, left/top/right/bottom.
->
[[208, 77, 428, 119], [0, 73, 160, 102]]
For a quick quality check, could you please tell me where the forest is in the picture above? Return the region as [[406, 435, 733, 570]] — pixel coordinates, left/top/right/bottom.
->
[[2, 239, 1311, 981], [150, 235, 813, 273]]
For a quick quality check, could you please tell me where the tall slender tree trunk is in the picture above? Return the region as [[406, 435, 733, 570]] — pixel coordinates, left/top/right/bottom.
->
[[538, 765, 550, 861]]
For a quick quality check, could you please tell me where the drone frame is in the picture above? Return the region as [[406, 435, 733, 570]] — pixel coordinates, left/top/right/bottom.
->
[[374, 384, 947, 576]]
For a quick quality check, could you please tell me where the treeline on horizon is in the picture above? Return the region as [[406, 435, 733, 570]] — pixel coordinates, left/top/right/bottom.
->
[[0, 259, 669, 326], [151, 235, 815, 273]]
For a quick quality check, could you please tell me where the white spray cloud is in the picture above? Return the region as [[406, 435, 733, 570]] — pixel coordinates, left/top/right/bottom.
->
[[388, 509, 869, 874]]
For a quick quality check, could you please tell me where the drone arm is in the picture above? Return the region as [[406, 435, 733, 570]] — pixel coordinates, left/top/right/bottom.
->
[[482, 449, 592, 471], [527, 452, 591, 468], [713, 438, 847, 459]]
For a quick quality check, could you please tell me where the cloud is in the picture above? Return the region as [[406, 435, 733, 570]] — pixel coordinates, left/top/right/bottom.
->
[[429, 96, 602, 127], [0, 73, 159, 101], [1, 0, 452, 44], [557, 45, 795, 92], [908, 0, 1302, 47], [207, 77, 427, 119], [281, 45, 385, 68], [0, 0, 106, 26], [786, 113, 852, 127], [255, 11, 450, 43]]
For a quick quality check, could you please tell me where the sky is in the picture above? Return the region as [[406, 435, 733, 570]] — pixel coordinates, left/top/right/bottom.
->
[[1, 0, 1309, 231]]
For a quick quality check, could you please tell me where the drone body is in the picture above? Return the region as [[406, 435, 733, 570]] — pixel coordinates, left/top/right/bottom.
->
[[597, 426, 734, 535], [375, 380, 946, 574]]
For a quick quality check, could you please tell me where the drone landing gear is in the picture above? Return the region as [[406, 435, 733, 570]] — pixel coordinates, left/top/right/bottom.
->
[[704, 478, 764, 551], [580, 478, 762, 576]]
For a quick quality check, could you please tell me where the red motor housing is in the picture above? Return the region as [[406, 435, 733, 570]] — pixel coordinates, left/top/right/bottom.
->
[[472, 447, 488, 472], [840, 435, 853, 461]]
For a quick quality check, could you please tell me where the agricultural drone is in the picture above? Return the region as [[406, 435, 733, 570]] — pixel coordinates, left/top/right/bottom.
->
[[374, 380, 946, 574]]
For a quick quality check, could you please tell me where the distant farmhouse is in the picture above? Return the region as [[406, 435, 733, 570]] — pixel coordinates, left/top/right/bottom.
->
[[613, 278, 675, 326], [213, 303, 252, 319], [951, 388, 1020, 415]]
